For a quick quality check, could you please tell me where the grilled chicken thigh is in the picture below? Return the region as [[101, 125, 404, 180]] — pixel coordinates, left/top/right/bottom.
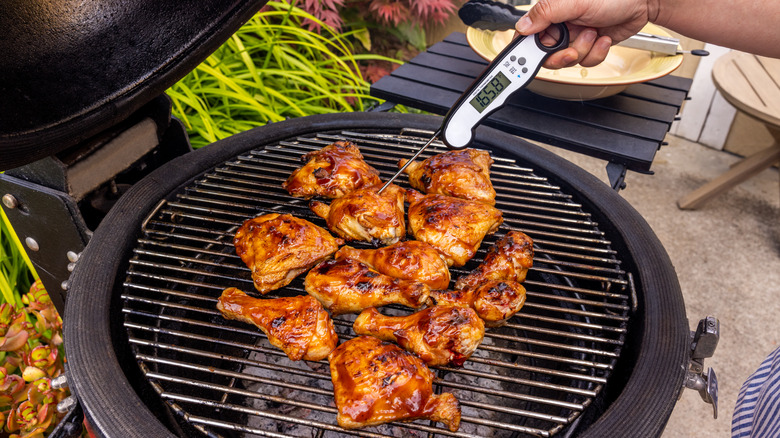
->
[[328, 336, 461, 431], [406, 190, 503, 267], [455, 231, 534, 291], [353, 306, 484, 366], [234, 213, 343, 294], [282, 141, 381, 199], [398, 148, 496, 205], [304, 258, 430, 315], [431, 280, 526, 327], [310, 184, 405, 245], [335, 241, 451, 290], [217, 288, 338, 361]]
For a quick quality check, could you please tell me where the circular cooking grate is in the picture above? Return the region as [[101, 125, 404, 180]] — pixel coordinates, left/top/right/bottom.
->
[[121, 128, 633, 437]]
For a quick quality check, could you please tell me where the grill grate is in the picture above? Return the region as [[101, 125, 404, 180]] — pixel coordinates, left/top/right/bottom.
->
[[122, 129, 632, 438]]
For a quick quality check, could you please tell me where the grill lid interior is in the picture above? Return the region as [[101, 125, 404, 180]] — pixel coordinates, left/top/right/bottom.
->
[[121, 128, 633, 437], [0, 0, 266, 170]]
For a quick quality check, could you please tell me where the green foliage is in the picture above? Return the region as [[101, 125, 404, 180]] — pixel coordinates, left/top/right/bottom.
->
[[0, 211, 33, 310], [0, 280, 68, 438], [168, 0, 399, 149], [2, 215, 67, 437]]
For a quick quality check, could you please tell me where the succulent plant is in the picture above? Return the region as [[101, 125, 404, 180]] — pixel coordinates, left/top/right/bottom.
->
[[0, 281, 68, 438]]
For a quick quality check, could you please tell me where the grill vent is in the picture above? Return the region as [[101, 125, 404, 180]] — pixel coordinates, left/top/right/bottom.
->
[[122, 129, 631, 437]]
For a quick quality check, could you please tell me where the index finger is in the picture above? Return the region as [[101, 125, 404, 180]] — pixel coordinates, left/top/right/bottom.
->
[[516, 0, 583, 35]]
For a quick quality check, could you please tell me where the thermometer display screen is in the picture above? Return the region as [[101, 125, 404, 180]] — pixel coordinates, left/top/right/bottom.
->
[[469, 71, 512, 113]]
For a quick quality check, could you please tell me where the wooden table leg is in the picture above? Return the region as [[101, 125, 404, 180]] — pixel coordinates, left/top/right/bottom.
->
[[677, 132, 780, 210]]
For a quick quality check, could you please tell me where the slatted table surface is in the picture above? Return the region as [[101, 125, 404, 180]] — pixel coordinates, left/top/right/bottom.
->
[[371, 32, 693, 175]]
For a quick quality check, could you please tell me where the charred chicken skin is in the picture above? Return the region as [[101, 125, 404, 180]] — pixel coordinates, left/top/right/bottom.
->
[[431, 280, 527, 327], [217, 288, 338, 361], [310, 184, 405, 246], [335, 241, 451, 290], [406, 190, 503, 267], [328, 336, 461, 431], [399, 148, 496, 205], [233, 213, 343, 294], [282, 141, 381, 199], [304, 258, 430, 315], [455, 231, 534, 291], [353, 306, 484, 366]]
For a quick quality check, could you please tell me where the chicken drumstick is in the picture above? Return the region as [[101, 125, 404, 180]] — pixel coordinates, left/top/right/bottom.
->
[[217, 288, 338, 361], [353, 306, 485, 366], [335, 240, 451, 290], [328, 336, 461, 431], [304, 258, 430, 315]]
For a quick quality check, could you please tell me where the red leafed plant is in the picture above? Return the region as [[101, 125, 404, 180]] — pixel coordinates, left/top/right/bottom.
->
[[297, 0, 461, 82], [0, 280, 68, 438], [299, 0, 345, 32], [368, 0, 458, 27], [298, 0, 458, 32]]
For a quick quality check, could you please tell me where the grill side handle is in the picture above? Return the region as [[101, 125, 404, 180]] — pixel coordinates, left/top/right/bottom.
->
[[682, 316, 720, 419]]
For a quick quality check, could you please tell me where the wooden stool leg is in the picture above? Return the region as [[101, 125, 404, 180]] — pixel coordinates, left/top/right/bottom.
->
[[677, 142, 780, 210]]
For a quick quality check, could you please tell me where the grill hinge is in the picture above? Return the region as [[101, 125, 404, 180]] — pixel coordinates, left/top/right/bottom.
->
[[682, 316, 719, 419]]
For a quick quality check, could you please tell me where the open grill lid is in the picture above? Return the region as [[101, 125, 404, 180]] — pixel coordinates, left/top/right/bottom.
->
[[0, 0, 267, 171]]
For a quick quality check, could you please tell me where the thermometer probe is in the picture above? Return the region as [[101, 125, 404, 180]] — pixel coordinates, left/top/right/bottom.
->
[[378, 24, 569, 193]]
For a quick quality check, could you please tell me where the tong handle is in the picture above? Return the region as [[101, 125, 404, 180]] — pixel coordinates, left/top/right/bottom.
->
[[458, 0, 524, 31]]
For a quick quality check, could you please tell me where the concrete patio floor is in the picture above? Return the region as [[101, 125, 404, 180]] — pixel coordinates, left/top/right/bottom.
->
[[539, 133, 780, 437]]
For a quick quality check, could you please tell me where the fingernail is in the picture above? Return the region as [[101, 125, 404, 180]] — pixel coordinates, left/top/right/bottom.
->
[[563, 53, 578, 65], [515, 16, 532, 34]]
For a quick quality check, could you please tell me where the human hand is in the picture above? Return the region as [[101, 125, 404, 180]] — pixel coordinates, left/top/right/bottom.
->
[[515, 0, 655, 69]]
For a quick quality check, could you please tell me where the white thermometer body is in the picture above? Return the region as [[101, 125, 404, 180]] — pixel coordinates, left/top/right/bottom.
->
[[376, 25, 568, 194], [441, 24, 569, 149]]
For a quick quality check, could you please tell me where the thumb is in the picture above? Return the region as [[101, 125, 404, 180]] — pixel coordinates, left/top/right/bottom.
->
[[515, 0, 571, 35]]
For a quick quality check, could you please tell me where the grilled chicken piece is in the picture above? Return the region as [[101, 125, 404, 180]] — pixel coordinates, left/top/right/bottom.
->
[[282, 141, 381, 199], [217, 288, 338, 361], [234, 213, 343, 294], [328, 336, 461, 431], [353, 306, 484, 366], [310, 184, 405, 245], [399, 148, 496, 205], [304, 258, 430, 315], [406, 190, 503, 267], [431, 280, 526, 327], [455, 231, 534, 291], [335, 241, 451, 290]]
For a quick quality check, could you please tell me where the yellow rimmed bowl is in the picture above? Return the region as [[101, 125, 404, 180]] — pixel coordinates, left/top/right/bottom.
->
[[466, 18, 683, 101]]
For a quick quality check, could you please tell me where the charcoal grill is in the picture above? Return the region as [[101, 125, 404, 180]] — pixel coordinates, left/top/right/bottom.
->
[[61, 112, 701, 438], [0, 2, 717, 437]]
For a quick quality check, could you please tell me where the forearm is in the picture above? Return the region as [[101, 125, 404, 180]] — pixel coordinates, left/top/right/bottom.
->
[[653, 0, 780, 57]]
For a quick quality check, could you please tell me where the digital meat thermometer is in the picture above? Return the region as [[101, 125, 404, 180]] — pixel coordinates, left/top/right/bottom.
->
[[378, 23, 569, 193]]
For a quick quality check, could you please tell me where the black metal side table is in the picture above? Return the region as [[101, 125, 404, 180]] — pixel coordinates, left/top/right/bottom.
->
[[371, 32, 692, 190]]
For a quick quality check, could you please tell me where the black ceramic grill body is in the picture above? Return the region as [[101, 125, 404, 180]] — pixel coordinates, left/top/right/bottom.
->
[[63, 113, 689, 438], [0, 0, 267, 171]]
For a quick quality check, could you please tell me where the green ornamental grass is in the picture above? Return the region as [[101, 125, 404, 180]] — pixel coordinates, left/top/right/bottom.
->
[[168, 0, 402, 149], [0, 211, 33, 310]]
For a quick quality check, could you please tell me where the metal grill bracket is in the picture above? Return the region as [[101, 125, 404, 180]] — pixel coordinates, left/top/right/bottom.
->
[[683, 316, 719, 419]]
